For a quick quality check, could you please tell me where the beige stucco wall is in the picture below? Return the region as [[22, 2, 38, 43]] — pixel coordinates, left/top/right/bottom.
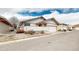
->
[[0, 22, 10, 33], [74, 27, 79, 30]]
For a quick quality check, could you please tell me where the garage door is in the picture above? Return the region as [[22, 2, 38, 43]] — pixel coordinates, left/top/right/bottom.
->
[[24, 26, 56, 33], [47, 27, 56, 32]]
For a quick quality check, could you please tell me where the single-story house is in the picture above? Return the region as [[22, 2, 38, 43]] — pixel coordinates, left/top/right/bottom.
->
[[0, 16, 13, 33], [57, 23, 72, 31], [57, 23, 68, 31], [17, 16, 60, 33], [72, 24, 79, 30]]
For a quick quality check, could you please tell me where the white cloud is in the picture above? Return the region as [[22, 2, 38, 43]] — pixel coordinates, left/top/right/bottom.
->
[[0, 8, 25, 19], [14, 14, 38, 21], [0, 8, 23, 15], [43, 11, 59, 19], [43, 11, 79, 25], [1, 13, 38, 21], [0, 8, 49, 20], [55, 12, 79, 25]]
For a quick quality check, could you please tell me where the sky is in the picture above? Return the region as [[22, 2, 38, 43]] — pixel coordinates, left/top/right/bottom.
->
[[0, 8, 79, 25]]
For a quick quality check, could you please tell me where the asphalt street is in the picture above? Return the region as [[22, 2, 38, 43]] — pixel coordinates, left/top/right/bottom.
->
[[0, 30, 79, 51]]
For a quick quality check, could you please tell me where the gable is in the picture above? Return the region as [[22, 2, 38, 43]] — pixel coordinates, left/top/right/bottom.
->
[[46, 20, 58, 26], [0, 22, 10, 32], [0, 17, 13, 27], [46, 20, 57, 25], [47, 18, 59, 25]]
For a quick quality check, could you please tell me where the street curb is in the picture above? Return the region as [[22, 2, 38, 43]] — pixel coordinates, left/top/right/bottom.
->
[[0, 32, 63, 45]]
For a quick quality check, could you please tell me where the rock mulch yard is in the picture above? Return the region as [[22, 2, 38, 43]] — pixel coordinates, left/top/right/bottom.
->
[[0, 33, 48, 42]]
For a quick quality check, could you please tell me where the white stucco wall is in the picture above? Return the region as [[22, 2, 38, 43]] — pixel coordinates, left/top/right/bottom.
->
[[23, 18, 58, 33], [24, 26, 56, 33]]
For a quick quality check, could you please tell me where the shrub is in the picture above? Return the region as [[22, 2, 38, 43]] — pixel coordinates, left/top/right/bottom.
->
[[57, 29, 61, 31], [24, 30, 35, 35], [16, 28, 24, 33], [40, 31, 45, 34]]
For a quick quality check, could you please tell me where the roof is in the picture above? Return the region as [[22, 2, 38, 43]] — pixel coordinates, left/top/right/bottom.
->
[[18, 16, 60, 27], [21, 16, 46, 22], [59, 23, 68, 26], [19, 16, 46, 27], [0, 16, 13, 27], [47, 18, 60, 25]]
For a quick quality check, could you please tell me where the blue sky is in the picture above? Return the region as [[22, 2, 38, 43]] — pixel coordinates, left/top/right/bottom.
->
[[18, 8, 79, 16]]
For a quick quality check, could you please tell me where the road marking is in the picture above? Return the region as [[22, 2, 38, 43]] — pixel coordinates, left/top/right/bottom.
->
[[0, 32, 63, 45]]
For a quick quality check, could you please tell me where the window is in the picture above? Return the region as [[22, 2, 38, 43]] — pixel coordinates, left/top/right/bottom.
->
[[24, 23, 30, 26]]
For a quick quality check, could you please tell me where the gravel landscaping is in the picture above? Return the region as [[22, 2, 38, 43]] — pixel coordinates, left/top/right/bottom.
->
[[0, 33, 48, 42]]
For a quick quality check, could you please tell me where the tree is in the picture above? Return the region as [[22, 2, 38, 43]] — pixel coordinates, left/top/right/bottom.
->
[[9, 16, 19, 29]]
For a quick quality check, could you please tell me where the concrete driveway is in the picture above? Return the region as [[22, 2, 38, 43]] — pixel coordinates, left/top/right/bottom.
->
[[0, 31, 79, 51]]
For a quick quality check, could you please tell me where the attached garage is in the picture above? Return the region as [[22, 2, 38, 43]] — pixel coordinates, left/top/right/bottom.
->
[[0, 17, 13, 33]]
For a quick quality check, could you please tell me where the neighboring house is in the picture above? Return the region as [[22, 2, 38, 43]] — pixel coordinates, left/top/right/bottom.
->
[[0, 16, 13, 33], [17, 16, 60, 33], [57, 23, 72, 31], [57, 23, 66, 31], [72, 24, 79, 30]]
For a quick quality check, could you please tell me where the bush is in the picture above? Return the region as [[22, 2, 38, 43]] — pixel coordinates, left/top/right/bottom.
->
[[40, 31, 45, 34], [63, 29, 67, 32], [24, 30, 35, 35], [57, 29, 61, 31], [16, 28, 24, 33]]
